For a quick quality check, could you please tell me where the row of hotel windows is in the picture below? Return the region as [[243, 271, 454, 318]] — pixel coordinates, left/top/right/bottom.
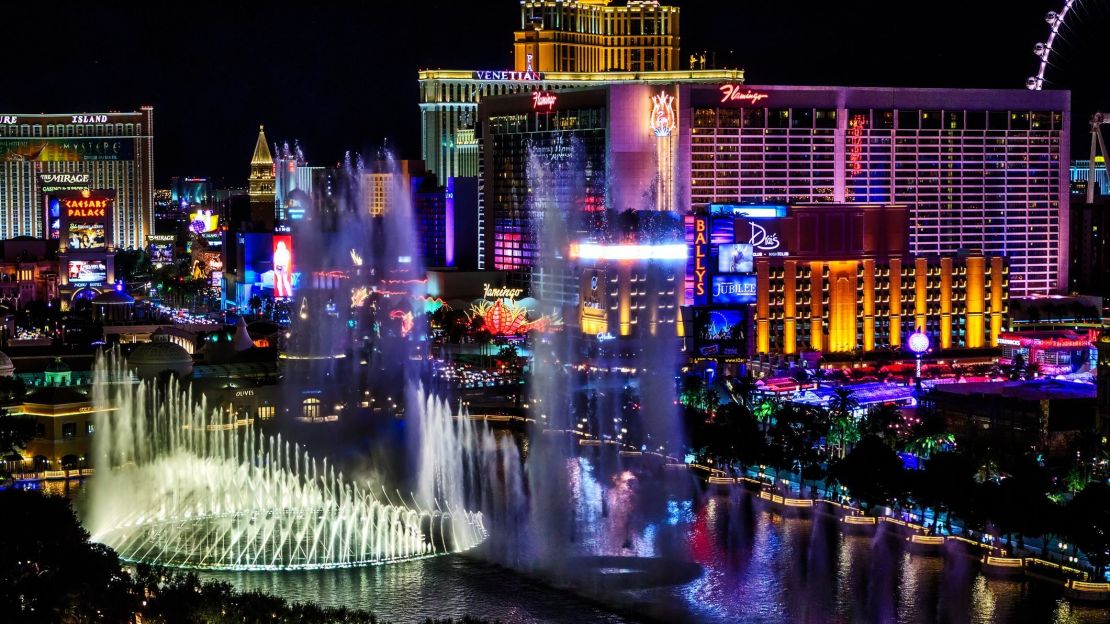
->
[[524, 5, 676, 36], [0, 123, 142, 137], [692, 108, 1062, 131]]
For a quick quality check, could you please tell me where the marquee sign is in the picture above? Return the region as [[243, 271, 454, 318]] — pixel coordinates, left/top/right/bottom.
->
[[689, 215, 709, 305], [719, 85, 769, 104], [39, 173, 90, 186], [472, 70, 545, 81], [531, 91, 557, 110], [483, 283, 523, 300]]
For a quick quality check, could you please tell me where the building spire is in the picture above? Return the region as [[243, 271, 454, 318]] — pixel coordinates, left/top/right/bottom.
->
[[251, 125, 273, 166]]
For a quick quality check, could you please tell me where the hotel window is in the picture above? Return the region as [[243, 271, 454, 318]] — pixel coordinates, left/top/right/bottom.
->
[[297, 396, 320, 419], [62, 422, 76, 438]]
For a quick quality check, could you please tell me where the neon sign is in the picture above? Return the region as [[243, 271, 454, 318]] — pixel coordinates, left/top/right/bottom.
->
[[483, 284, 523, 299], [472, 70, 545, 81], [848, 114, 867, 176], [719, 85, 769, 104], [748, 222, 780, 252], [650, 91, 677, 138], [0, 116, 15, 124], [692, 215, 709, 304], [40, 173, 90, 185], [531, 91, 557, 110], [71, 115, 108, 124]]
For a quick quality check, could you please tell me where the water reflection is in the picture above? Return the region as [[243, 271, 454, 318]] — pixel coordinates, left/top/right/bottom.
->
[[57, 458, 1110, 623]]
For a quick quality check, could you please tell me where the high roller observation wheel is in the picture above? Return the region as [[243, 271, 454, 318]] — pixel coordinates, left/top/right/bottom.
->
[[1028, 0, 1079, 90]]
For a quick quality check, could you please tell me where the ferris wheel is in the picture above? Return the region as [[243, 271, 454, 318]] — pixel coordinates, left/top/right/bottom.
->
[[1027, 0, 1079, 91], [1029, 0, 1110, 202]]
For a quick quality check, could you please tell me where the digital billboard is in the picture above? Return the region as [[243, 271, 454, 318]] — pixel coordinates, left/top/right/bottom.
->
[[68, 260, 107, 284], [68, 222, 106, 249], [718, 243, 754, 274], [149, 236, 174, 264], [188, 210, 218, 234], [692, 307, 748, 358], [1, 138, 134, 162], [272, 235, 293, 298], [48, 198, 61, 240], [579, 268, 608, 335], [192, 252, 223, 280], [58, 190, 113, 250], [711, 275, 757, 304]]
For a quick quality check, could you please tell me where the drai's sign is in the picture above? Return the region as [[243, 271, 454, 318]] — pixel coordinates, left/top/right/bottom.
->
[[472, 70, 545, 81], [483, 283, 523, 300], [72, 115, 108, 124], [747, 222, 780, 252], [719, 85, 769, 105]]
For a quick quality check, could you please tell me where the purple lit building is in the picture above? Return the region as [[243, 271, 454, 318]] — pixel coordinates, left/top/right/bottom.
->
[[478, 83, 1070, 297]]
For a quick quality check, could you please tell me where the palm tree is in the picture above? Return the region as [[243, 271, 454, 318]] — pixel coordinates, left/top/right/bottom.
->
[[827, 413, 862, 459], [904, 432, 955, 460], [829, 387, 858, 420], [753, 399, 776, 435]]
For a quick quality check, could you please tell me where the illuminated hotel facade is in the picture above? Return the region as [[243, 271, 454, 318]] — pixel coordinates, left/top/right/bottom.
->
[[0, 110, 154, 249], [419, 68, 743, 183], [419, 0, 693, 182], [684, 85, 1069, 297]]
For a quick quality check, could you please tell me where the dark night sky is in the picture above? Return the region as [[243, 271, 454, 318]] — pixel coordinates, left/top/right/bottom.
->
[[5, 1, 1102, 185]]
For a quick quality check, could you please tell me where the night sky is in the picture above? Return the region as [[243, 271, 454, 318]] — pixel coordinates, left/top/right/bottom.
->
[[5, 0, 1102, 184]]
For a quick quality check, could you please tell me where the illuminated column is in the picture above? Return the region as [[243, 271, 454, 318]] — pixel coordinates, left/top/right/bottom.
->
[[827, 261, 858, 353], [990, 256, 1005, 347], [966, 255, 986, 349], [756, 260, 770, 354], [862, 260, 875, 352], [914, 257, 928, 334], [619, 264, 633, 337], [890, 258, 902, 348], [810, 261, 824, 352], [783, 260, 797, 355], [674, 264, 686, 338], [939, 257, 953, 350]]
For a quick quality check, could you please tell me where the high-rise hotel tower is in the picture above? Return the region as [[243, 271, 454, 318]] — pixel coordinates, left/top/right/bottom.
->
[[418, 0, 723, 182], [0, 109, 154, 249]]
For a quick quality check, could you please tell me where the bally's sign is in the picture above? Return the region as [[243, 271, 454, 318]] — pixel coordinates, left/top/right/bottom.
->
[[472, 70, 545, 81], [690, 215, 709, 305]]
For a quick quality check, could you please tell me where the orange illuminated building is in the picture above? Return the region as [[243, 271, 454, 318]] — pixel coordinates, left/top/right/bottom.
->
[[748, 205, 1007, 356], [514, 1, 681, 74]]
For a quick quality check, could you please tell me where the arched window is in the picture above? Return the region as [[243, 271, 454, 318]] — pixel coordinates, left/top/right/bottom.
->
[[302, 397, 320, 420]]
